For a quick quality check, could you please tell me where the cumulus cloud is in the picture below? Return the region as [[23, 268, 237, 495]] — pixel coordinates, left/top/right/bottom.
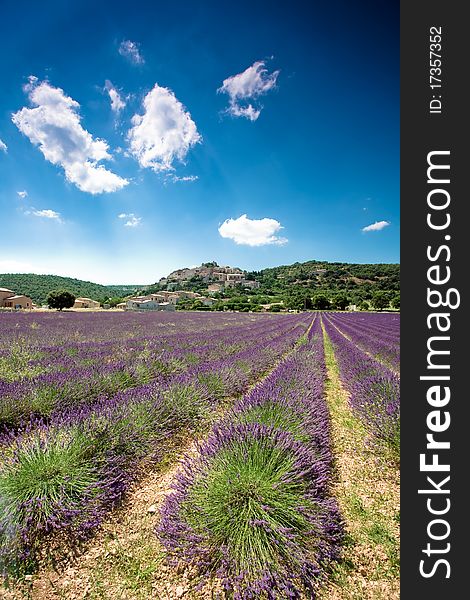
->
[[12, 78, 128, 194], [24, 207, 63, 222], [118, 212, 141, 227], [218, 214, 288, 246], [32, 208, 62, 220], [119, 40, 144, 65], [362, 220, 390, 232], [104, 80, 126, 113], [127, 83, 201, 172], [218, 60, 280, 121], [17, 190, 28, 199], [0, 138, 7, 152]]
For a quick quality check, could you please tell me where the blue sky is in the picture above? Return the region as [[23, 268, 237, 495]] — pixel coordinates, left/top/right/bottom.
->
[[0, 0, 399, 285]]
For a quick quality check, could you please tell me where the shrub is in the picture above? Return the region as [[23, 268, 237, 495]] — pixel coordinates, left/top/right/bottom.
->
[[0, 428, 101, 574], [158, 423, 342, 599]]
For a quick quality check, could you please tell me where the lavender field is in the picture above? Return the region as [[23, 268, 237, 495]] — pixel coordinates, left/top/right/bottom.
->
[[0, 311, 400, 599]]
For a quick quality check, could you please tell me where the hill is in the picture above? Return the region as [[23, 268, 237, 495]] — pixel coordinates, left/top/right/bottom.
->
[[142, 260, 400, 311], [0, 274, 143, 305], [1, 260, 399, 309], [251, 260, 399, 296]]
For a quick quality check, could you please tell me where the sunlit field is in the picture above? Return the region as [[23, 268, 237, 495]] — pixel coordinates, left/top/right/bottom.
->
[[0, 311, 399, 599]]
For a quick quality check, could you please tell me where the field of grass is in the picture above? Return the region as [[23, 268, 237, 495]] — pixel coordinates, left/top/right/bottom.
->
[[0, 310, 399, 599]]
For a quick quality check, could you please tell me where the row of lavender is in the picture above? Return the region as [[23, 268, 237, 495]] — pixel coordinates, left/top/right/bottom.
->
[[327, 312, 400, 371], [322, 314, 400, 457], [0, 311, 270, 346], [0, 312, 300, 386], [0, 312, 311, 576], [158, 317, 343, 599], [0, 312, 307, 428]]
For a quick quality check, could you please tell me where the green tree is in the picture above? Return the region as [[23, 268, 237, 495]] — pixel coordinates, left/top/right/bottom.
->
[[104, 296, 124, 308], [371, 291, 390, 311], [332, 294, 350, 311], [47, 290, 76, 311], [358, 300, 370, 311], [391, 294, 400, 310], [284, 291, 313, 311], [202, 261, 218, 268], [312, 294, 330, 310]]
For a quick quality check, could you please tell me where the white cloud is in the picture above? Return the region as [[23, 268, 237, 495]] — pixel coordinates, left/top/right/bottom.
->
[[119, 40, 144, 65], [118, 212, 141, 227], [362, 220, 390, 232], [0, 138, 7, 152], [104, 80, 126, 113], [171, 174, 198, 183], [127, 83, 201, 172], [218, 214, 288, 246], [24, 207, 63, 222], [12, 78, 128, 194], [17, 190, 28, 199], [227, 103, 260, 121], [218, 60, 280, 121], [32, 208, 62, 220]]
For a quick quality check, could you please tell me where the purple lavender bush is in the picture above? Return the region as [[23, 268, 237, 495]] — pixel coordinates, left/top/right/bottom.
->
[[323, 315, 400, 458], [158, 423, 342, 599], [158, 317, 343, 599], [0, 425, 105, 575]]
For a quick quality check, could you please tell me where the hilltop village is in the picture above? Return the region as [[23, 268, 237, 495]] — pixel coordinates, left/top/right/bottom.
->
[[0, 264, 260, 312], [115, 263, 259, 311], [0, 260, 400, 312]]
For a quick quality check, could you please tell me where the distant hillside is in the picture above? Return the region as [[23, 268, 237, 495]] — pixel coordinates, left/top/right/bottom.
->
[[145, 260, 399, 294], [142, 259, 399, 310], [1, 260, 400, 309], [0, 274, 143, 305], [250, 260, 399, 296]]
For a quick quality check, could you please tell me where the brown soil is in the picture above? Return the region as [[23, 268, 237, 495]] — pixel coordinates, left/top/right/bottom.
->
[[318, 324, 400, 600]]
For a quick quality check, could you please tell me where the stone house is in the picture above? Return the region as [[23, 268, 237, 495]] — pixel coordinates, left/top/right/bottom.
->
[[73, 297, 100, 309], [0, 288, 33, 309]]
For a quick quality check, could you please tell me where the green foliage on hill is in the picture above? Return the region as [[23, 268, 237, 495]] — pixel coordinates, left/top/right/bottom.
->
[[145, 260, 400, 312], [1, 260, 399, 311], [250, 260, 399, 300], [0, 274, 142, 305], [252, 261, 399, 310]]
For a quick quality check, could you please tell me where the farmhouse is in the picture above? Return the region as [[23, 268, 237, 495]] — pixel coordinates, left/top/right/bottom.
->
[[126, 298, 175, 311], [214, 271, 244, 284], [173, 290, 200, 300], [149, 293, 166, 302], [242, 280, 260, 289], [73, 297, 100, 309], [198, 297, 215, 306], [0, 288, 33, 309], [153, 290, 202, 304]]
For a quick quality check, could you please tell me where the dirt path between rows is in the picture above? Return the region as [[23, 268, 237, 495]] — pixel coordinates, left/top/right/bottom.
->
[[1, 321, 315, 600], [318, 323, 400, 600]]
